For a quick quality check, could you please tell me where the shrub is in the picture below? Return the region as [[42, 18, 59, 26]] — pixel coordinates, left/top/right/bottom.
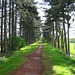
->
[[10, 36, 26, 51]]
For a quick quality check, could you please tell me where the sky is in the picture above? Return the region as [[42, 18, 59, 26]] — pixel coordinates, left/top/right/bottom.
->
[[34, 0, 45, 23], [34, 0, 50, 23], [34, 0, 75, 39]]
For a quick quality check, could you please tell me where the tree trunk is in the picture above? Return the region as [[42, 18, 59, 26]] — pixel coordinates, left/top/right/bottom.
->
[[4, 0, 7, 53], [67, 20, 70, 56], [9, 0, 12, 50], [54, 20, 58, 48], [67, 3, 70, 56], [28, 29, 30, 44], [14, 3, 17, 36], [1, 0, 4, 53], [25, 26, 27, 42], [58, 35, 60, 49], [12, 0, 15, 36], [63, 11, 68, 54], [61, 29, 64, 52], [58, 26, 60, 49], [20, 17, 22, 36], [52, 23, 54, 47], [23, 25, 25, 41]]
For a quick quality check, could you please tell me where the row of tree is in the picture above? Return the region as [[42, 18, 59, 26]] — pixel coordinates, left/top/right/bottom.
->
[[0, 0, 41, 53], [43, 0, 75, 56]]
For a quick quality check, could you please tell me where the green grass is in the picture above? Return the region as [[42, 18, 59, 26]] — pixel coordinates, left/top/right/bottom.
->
[[42, 43, 75, 75], [70, 43, 75, 59], [0, 42, 39, 75], [0, 45, 1, 51]]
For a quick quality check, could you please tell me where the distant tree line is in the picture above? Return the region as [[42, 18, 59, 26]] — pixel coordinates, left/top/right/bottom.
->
[[70, 38, 75, 43], [43, 0, 75, 56], [0, 0, 41, 53]]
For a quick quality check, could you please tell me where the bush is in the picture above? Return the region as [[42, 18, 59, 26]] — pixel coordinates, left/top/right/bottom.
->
[[10, 36, 26, 51]]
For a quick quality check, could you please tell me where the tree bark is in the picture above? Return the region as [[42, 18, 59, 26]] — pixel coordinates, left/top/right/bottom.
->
[[67, 20, 70, 56], [58, 26, 60, 49], [20, 17, 22, 36], [4, 0, 7, 53], [1, 0, 4, 53], [9, 0, 12, 50], [61, 29, 64, 52], [58, 35, 60, 49], [52, 23, 54, 47], [54, 20, 58, 48], [14, 3, 17, 36], [63, 11, 68, 54], [12, 0, 15, 36]]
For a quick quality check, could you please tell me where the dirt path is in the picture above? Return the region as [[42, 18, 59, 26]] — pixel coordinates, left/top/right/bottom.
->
[[14, 42, 44, 75]]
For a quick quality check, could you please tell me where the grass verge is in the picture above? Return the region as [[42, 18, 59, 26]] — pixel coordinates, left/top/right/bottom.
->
[[42, 43, 75, 75], [0, 42, 39, 75], [70, 43, 75, 59]]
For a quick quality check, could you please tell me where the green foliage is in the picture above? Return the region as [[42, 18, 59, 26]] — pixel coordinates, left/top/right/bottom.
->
[[10, 36, 26, 51], [0, 42, 39, 75], [41, 37, 47, 43], [16, 0, 41, 41], [42, 43, 75, 75], [35, 38, 38, 42]]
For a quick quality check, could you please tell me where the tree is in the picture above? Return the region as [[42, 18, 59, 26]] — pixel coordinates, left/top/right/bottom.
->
[[1, 0, 4, 53], [0, 0, 41, 53], [43, 0, 75, 56], [12, 0, 15, 36], [4, 0, 7, 53], [9, 0, 12, 50]]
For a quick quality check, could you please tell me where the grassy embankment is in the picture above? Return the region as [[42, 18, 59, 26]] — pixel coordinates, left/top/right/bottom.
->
[[42, 43, 75, 75], [0, 42, 39, 75]]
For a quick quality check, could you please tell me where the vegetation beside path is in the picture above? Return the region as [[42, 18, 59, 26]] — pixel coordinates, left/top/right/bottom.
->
[[70, 43, 75, 59], [0, 42, 39, 75], [42, 43, 75, 75]]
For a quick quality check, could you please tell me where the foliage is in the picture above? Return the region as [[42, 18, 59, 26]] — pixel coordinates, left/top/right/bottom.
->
[[16, 0, 41, 42], [0, 42, 39, 75], [10, 36, 26, 51], [42, 43, 75, 75], [0, 0, 41, 53], [41, 37, 47, 43], [43, 0, 75, 56], [35, 38, 38, 42]]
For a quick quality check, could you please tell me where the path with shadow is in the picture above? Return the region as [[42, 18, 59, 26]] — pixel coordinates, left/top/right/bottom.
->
[[14, 42, 44, 75]]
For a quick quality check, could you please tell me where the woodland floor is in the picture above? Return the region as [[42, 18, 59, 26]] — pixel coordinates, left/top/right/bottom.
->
[[13, 42, 44, 75]]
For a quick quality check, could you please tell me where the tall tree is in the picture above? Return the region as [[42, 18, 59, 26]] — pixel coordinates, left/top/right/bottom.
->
[[9, 0, 12, 50], [12, 0, 15, 36], [4, 0, 7, 53], [1, 0, 4, 53]]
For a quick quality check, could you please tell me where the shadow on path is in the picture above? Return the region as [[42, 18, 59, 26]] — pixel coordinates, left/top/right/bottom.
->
[[14, 42, 44, 75]]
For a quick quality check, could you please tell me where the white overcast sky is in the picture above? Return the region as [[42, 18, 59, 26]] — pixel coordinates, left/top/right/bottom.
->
[[34, 0, 50, 23], [34, 0, 45, 23]]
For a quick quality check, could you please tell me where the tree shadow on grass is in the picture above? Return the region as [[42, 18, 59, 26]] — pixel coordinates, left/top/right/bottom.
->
[[44, 44, 75, 75]]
